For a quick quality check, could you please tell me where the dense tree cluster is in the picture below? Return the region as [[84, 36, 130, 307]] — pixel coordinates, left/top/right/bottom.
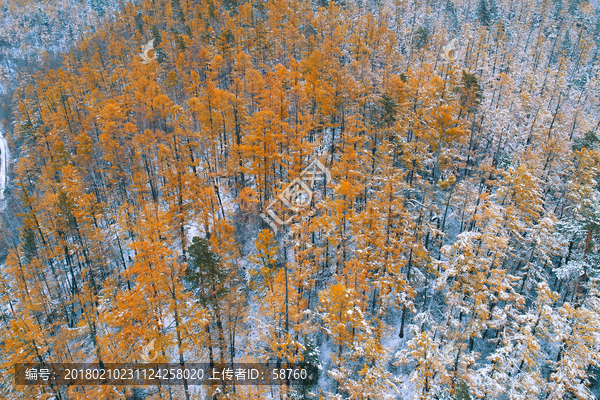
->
[[1, 0, 600, 398]]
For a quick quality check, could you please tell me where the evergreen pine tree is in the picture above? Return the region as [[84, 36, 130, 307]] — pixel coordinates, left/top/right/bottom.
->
[[186, 236, 228, 306], [478, 0, 492, 26]]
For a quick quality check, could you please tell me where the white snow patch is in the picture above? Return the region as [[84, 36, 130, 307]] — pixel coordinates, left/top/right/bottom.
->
[[0, 125, 8, 209]]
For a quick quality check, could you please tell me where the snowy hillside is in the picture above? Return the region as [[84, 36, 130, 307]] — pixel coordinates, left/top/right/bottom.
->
[[0, 128, 6, 208], [0, 0, 124, 93]]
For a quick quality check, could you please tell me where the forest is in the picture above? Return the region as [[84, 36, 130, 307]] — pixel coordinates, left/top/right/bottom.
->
[[0, 0, 600, 399]]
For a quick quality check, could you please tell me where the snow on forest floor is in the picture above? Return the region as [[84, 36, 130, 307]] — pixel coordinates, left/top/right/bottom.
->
[[0, 124, 8, 209]]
